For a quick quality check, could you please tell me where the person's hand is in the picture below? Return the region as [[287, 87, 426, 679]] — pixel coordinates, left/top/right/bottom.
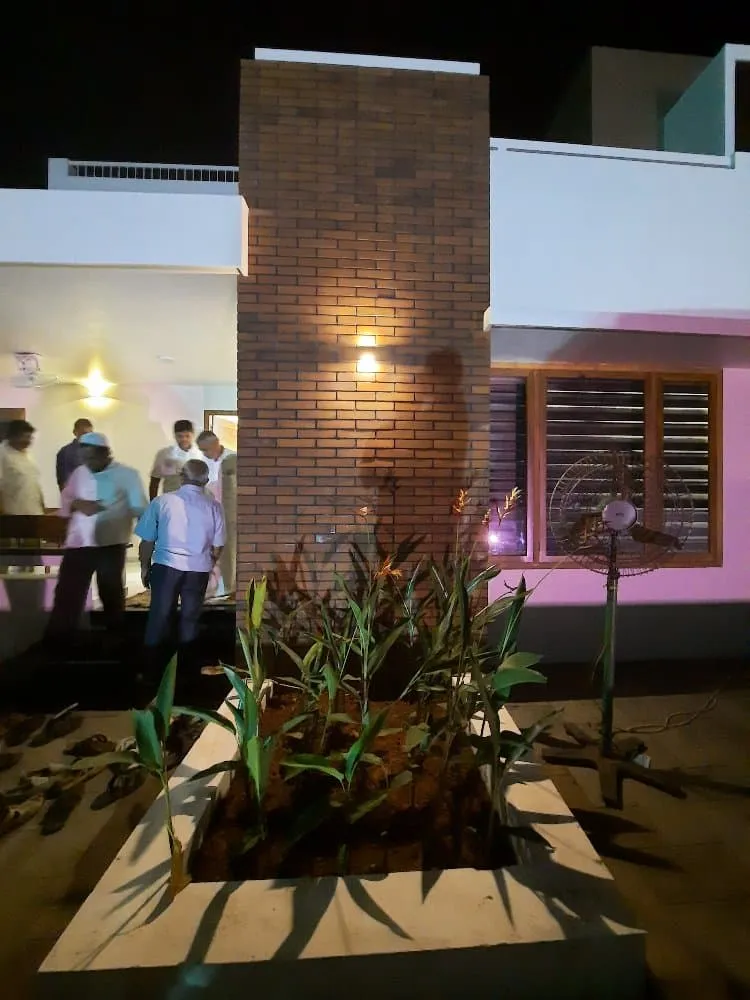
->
[[72, 499, 104, 516], [141, 565, 151, 589]]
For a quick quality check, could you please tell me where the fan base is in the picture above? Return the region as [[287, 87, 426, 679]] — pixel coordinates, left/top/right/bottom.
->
[[541, 722, 686, 810]]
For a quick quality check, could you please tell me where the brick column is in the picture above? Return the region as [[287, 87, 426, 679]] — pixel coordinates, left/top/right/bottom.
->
[[237, 58, 490, 599]]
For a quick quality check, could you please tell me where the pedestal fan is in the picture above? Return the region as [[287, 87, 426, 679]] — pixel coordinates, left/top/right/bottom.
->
[[541, 450, 693, 807]]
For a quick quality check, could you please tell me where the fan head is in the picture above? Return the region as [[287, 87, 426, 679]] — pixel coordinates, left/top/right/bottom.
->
[[548, 450, 694, 576]]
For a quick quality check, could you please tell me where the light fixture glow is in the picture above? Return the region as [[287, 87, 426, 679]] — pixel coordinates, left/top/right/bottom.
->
[[356, 351, 378, 374], [357, 333, 377, 348], [81, 368, 112, 399], [488, 532, 499, 546]]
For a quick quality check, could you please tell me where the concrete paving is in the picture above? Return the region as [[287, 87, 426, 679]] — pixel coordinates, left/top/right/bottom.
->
[[0, 688, 749, 998], [0, 711, 159, 1000], [511, 690, 750, 999]]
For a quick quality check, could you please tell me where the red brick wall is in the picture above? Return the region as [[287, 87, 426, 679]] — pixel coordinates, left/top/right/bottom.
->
[[237, 59, 490, 598]]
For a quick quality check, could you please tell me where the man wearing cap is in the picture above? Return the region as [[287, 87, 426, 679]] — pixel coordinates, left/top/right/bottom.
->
[[135, 459, 225, 653], [47, 432, 148, 637]]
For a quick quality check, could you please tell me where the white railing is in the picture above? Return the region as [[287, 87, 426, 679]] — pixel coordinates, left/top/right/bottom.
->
[[47, 158, 239, 194]]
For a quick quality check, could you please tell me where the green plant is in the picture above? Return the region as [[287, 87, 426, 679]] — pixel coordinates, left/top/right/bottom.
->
[[334, 561, 410, 724], [173, 511, 555, 880], [73, 655, 188, 898]]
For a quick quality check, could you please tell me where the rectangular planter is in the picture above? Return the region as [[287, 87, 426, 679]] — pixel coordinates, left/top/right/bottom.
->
[[38, 704, 645, 999]]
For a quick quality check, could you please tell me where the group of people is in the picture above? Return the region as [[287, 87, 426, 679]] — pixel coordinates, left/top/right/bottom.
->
[[0, 417, 236, 655]]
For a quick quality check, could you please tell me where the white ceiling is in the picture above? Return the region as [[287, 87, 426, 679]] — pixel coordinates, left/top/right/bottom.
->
[[0, 265, 237, 385]]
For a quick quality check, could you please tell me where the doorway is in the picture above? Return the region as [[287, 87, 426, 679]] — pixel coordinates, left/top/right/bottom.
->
[[204, 410, 237, 451]]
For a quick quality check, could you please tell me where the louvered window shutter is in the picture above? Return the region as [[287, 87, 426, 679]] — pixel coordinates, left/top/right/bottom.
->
[[489, 375, 528, 555]]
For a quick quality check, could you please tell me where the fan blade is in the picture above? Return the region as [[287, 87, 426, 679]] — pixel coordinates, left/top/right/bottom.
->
[[612, 451, 630, 498], [568, 512, 604, 545], [629, 522, 682, 550]]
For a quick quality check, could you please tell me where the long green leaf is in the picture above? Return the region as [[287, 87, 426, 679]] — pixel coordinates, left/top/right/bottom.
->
[[243, 735, 273, 801], [224, 663, 249, 708], [345, 708, 388, 784], [274, 639, 305, 672], [275, 675, 311, 693], [345, 595, 367, 644], [501, 650, 542, 670], [247, 576, 268, 631], [279, 713, 312, 736], [282, 754, 344, 784], [172, 705, 234, 734], [466, 563, 503, 594], [492, 667, 547, 698], [225, 700, 244, 736], [243, 688, 259, 741], [189, 760, 240, 782], [497, 577, 527, 660], [322, 664, 339, 704], [369, 621, 409, 672], [457, 578, 471, 650], [302, 642, 323, 672], [132, 709, 162, 773], [493, 665, 546, 697], [152, 654, 178, 743], [347, 790, 388, 824]]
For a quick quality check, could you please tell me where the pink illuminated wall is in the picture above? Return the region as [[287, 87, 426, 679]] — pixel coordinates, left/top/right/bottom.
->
[[489, 368, 750, 607]]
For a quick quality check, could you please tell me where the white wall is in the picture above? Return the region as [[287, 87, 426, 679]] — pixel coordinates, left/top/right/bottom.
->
[[490, 142, 750, 335], [0, 381, 236, 506], [0, 188, 248, 274]]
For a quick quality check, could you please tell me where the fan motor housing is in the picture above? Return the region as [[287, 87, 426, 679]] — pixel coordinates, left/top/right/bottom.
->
[[602, 498, 638, 533]]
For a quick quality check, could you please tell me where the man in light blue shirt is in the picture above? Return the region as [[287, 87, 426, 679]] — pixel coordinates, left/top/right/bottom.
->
[[135, 459, 225, 651]]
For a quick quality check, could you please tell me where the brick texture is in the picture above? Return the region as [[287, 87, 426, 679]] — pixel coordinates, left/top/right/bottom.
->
[[237, 60, 490, 598]]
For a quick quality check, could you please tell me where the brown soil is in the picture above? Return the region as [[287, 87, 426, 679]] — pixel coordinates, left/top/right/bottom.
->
[[191, 693, 515, 882]]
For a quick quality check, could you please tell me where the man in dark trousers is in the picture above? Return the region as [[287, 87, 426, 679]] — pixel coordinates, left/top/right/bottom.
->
[[135, 459, 225, 655], [48, 432, 147, 638], [55, 418, 93, 492]]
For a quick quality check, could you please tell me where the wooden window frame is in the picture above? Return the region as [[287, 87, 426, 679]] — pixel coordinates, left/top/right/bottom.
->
[[203, 409, 237, 431], [490, 365, 723, 570]]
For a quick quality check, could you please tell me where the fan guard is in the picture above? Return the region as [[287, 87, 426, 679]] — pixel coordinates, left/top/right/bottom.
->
[[548, 451, 694, 576]]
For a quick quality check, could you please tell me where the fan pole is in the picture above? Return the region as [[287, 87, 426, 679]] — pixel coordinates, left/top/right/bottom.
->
[[601, 531, 619, 756]]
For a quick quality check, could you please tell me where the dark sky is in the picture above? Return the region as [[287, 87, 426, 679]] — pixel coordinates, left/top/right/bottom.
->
[[3, 4, 750, 188]]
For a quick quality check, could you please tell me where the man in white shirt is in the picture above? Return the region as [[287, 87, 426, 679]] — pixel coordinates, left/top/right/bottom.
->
[[47, 432, 148, 637], [0, 420, 44, 515], [149, 420, 202, 500], [135, 459, 225, 650], [196, 430, 236, 600]]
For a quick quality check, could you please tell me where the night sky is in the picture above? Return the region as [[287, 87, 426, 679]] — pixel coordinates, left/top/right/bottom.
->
[[3, 5, 750, 188]]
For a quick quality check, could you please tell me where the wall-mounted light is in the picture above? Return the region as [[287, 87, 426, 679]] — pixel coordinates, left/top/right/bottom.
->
[[356, 333, 378, 376], [356, 352, 378, 375]]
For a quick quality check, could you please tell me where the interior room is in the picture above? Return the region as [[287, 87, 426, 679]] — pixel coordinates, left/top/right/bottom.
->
[[0, 264, 237, 655]]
